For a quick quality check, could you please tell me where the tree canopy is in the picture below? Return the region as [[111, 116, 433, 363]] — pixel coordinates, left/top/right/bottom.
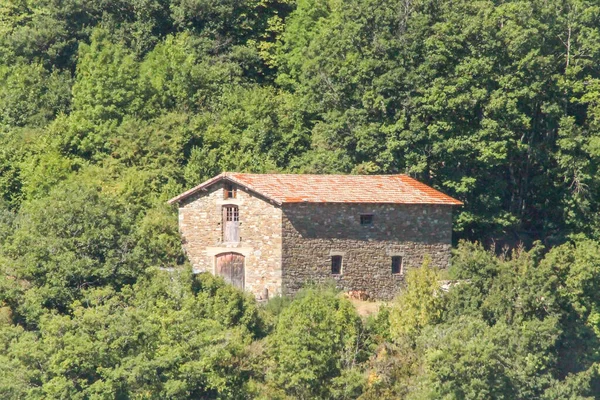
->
[[3, 0, 600, 398]]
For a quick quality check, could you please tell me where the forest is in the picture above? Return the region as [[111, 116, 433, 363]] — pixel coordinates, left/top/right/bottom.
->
[[2, 0, 600, 398]]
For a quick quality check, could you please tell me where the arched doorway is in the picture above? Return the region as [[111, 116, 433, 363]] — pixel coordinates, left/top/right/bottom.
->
[[215, 253, 245, 290]]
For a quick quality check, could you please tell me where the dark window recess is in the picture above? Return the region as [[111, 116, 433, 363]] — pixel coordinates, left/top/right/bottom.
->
[[331, 255, 343, 275], [360, 214, 373, 225], [224, 183, 237, 199], [391, 256, 403, 275]]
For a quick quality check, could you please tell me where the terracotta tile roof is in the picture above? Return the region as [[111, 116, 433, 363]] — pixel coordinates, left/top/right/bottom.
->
[[168, 173, 463, 206]]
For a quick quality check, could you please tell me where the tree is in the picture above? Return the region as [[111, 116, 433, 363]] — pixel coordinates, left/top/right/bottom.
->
[[0, 62, 71, 130], [266, 286, 365, 399], [275, 0, 600, 242], [389, 260, 446, 341], [183, 86, 309, 184], [415, 316, 561, 399], [2, 179, 139, 323], [0, 271, 261, 399], [59, 28, 146, 159]]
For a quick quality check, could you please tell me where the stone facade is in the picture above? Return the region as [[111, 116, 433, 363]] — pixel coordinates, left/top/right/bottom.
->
[[178, 182, 282, 298], [177, 181, 454, 300], [281, 203, 452, 299]]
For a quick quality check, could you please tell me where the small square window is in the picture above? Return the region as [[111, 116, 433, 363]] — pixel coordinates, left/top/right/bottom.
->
[[391, 256, 403, 275], [360, 214, 373, 225], [224, 183, 237, 199], [331, 255, 343, 275]]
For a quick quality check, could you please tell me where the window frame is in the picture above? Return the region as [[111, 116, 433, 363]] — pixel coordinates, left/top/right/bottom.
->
[[224, 205, 239, 222], [222, 205, 240, 242]]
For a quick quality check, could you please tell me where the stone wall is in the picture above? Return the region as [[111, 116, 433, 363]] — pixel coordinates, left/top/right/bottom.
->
[[281, 203, 453, 300], [178, 183, 283, 298]]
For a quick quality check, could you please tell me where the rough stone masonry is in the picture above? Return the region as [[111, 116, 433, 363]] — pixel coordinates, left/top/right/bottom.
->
[[169, 173, 462, 300]]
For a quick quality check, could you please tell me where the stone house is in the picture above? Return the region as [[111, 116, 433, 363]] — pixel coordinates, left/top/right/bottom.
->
[[168, 173, 462, 300]]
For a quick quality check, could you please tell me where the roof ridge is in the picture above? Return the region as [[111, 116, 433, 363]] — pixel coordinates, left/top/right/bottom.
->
[[226, 172, 410, 177]]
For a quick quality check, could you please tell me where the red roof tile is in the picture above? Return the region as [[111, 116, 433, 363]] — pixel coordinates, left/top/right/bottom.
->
[[168, 173, 463, 206]]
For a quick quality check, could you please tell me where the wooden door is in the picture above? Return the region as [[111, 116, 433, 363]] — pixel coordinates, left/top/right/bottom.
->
[[223, 206, 239, 242], [215, 253, 245, 290]]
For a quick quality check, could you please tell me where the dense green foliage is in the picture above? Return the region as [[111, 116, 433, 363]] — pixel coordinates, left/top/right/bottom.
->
[[264, 287, 365, 399], [3, 0, 600, 398], [2, 0, 600, 242], [7, 242, 600, 399], [0, 271, 261, 398], [360, 243, 600, 399]]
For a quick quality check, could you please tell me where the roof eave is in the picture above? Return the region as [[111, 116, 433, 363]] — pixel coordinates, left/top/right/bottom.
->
[[280, 200, 463, 205], [167, 173, 227, 205]]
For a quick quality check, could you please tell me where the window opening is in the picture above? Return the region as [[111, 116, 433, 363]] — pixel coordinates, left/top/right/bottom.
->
[[391, 256, 403, 275], [224, 183, 237, 199], [360, 214, 373, 225], [331, 255, 343, 275]]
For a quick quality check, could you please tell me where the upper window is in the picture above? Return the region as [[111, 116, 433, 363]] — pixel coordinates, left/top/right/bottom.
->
[[360, 214, 373, 226], [331, 255, 343, 275], [225, 206, 239, 222], [391, 256, 403, 275], [223, 206, 240, 242], [224, 183, 237, 199]]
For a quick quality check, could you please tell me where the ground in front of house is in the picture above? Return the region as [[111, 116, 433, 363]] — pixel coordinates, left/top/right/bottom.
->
[[348, 298, 384, 317]]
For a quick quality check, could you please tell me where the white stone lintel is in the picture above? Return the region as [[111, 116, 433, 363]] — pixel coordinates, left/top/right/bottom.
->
[[205, 246, 254, 257], [215, 198, 244, 206]]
